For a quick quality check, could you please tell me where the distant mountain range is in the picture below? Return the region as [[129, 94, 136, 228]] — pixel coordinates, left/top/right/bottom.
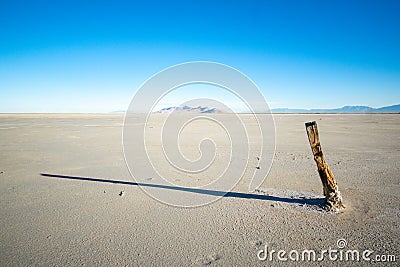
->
[[115, 104, 400, 114], [154, 106, 222, 114], [271, 104, 400, 113]]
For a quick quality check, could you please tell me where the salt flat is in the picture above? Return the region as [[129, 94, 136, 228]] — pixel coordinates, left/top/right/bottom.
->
[[0, 114, 399, 266]]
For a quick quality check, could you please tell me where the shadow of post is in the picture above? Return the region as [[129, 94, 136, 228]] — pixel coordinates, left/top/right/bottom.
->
[[40, 173, 325, 207]]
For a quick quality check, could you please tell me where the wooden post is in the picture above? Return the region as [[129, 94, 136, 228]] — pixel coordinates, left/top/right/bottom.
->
[[305, 121, 345, 212]]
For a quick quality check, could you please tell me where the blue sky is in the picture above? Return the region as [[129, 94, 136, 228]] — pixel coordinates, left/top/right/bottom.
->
[[0, 0, 399, 112]]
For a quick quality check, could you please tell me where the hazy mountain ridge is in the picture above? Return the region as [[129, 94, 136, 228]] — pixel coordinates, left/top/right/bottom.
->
[[154, 105, 222, 114], [271, 104, 400, 113], [117, 104, 400, 114]]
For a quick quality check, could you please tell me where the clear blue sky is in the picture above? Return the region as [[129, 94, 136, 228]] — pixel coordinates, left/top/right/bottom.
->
[[0, 0, 399, 112]]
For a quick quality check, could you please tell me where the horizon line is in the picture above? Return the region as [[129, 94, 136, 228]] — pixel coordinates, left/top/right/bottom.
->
[[1, 103, 399, 115]]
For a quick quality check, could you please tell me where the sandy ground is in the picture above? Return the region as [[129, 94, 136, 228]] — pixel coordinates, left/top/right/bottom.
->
[[0, 114, 399, 266]]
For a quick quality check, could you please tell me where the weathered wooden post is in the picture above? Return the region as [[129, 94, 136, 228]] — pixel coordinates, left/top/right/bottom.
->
[[305, 121, 345, 212]]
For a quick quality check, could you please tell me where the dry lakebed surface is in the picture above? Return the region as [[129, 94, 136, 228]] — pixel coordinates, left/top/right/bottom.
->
[[0, 113, 399, 266]]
